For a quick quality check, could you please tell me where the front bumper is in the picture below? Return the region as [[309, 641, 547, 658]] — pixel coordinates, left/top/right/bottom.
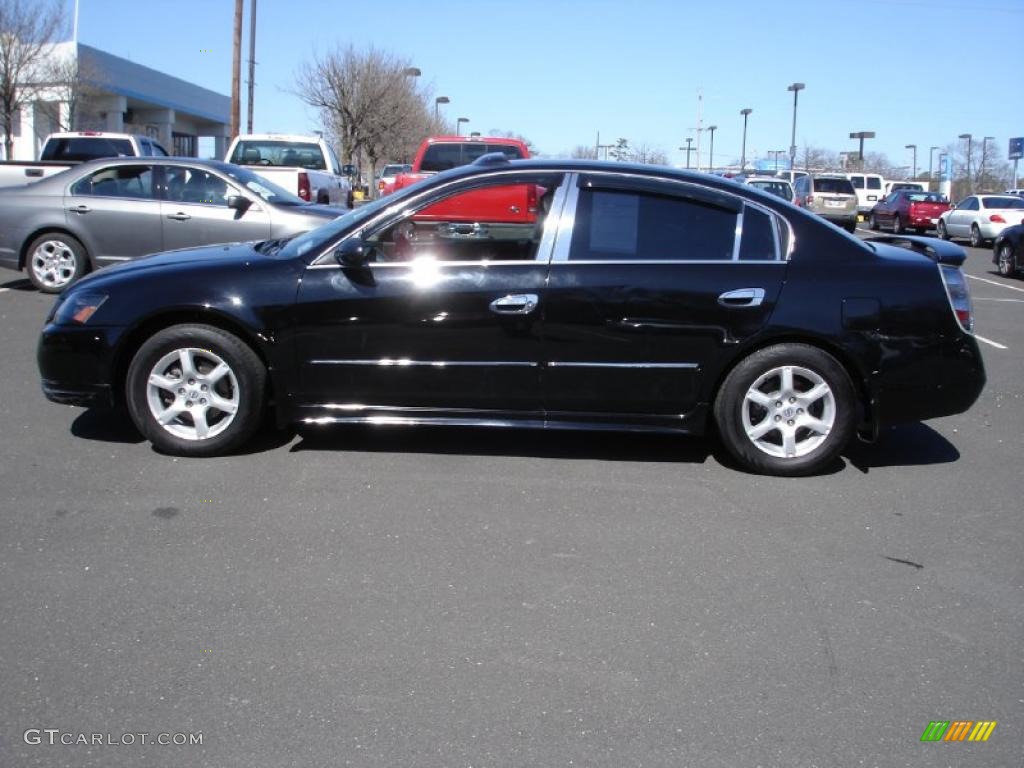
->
[[37, 323, 123, 408]]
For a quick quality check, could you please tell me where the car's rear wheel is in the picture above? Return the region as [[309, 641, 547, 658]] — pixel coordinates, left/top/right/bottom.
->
[[26, 233, 87, 293], [868, 213, 879, 230], [970, 224, 983, 248], [997, 242, 1016, 276], [714, 344, 857, 476], [937, 220, 949, 240], [126, 324, 266, 456], [892, 214, 904, 234]]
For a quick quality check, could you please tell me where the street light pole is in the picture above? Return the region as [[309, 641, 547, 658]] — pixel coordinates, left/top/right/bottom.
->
[[905, 144, 917, 179], [769, 150, 785, 173], [706, 125, 717, 173], [849, 131, 875, 164], [980, 136, 993, 191], [456, 117, 469, 136], [680, 138, 694, 169], [928, 145, 939, 181], [434, 95, 449, 122], [739, 108, 752, 172], [787, 82, 804, 171], [959, 133, 972, 194]]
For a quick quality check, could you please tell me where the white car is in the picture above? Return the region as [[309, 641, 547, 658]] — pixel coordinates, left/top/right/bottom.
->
[[738, 175, 794, 202], [937, 194, 1024, 247]]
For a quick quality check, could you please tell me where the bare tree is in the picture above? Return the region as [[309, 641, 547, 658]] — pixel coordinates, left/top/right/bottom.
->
[[798, 144, 839, 172], [568, 145, 597, 159], [631, 142, 668, 165], [294, 45, 440, 181], [487, 128, 538, 157], [35, 47, 105, 136], [0, 0, 66, 158]]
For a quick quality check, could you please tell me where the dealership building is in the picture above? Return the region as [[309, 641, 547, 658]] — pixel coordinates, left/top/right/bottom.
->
[[6, 42, 230, 161]]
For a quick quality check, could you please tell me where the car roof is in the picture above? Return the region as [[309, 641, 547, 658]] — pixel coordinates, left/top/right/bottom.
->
[[232, 134, 323, 143]]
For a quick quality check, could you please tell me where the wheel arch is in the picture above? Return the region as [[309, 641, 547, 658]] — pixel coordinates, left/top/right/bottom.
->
[[19, 227, 93, 271], [707, 333, 874, 430], [111, 309, 277, 408]]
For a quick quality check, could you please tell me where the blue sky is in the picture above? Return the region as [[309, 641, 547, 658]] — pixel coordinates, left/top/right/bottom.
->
[[74, 0, 1024, 169]]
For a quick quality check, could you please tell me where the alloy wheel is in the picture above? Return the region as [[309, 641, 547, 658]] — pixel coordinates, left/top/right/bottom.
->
[[741, 365, 836, 459], [145, 347, 240, 441], [30, 240, 78, 290]]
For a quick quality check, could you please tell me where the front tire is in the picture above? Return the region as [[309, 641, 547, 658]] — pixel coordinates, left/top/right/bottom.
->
[[714, 344, 857, 476], [892, 214, 904, 234], [26, 233, 87, 293], [997, 242, 1016, 276], [970, 224, 983, 248], [937, 220, 949, 240], [126, 324, 266, 456], [869, 213, 879, 230]]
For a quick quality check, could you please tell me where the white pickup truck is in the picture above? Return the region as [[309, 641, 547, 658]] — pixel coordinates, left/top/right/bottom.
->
[[225, 134, 352, 208], [0, 131, 169, 188]]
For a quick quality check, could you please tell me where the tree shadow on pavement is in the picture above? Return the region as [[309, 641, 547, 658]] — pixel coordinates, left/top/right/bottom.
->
[[291, 424, 715, 465], [843, 422, 960, 473]]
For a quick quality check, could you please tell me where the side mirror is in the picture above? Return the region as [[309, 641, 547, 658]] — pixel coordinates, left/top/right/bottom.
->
[[226, 195, 252, 213], [335, 238, 369, 268]]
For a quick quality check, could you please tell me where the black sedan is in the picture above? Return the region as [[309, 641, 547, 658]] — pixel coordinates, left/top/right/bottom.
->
[[993, 224, 1024, 277], [37, 157, 986, 476]]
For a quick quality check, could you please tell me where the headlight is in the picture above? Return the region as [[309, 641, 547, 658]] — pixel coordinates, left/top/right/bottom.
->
[[54, 292, 108, 325]]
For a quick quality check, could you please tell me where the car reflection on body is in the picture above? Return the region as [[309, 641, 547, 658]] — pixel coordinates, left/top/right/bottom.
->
[[37, 156, 985, 476]]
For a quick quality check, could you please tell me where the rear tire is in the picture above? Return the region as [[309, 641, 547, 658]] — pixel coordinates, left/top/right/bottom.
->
[[713, 343, 858, 476], [126, 324, 266, 457], [969, 224, 983, 248], [26, 233, 88, 293]]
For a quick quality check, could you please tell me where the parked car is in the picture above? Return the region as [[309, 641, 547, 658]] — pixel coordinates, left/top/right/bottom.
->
[[37, 157, 985, 476], [737, 175, 794, 202], [992, 224, 1024, 277], [868, 190, 950, 234], [937, 194, 1024, 247], [793, 174, 859, 232], [1004, 188, 1024, 197], [226, 133, 353, 208], [846, 173, 885, 213], [774, 170, 809, 185], [0, 131, 170, 189], [0, 157, 340, 292], [376, 163, 411, 197]]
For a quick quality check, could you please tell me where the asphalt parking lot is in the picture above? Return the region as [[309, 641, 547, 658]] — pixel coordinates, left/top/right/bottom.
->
[[0, 239, 1021, 767]]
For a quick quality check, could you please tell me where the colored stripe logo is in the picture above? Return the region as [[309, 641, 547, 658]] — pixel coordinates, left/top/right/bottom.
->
[[921, 720, 996, 742]]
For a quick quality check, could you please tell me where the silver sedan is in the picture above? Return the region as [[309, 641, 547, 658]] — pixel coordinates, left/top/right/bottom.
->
[[0, 157, 342, 292]]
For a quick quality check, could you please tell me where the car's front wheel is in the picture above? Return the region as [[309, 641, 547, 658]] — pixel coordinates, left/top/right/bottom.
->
[[26, 232, 87, 293], [713, 344, 857, 476], [937, 220, 949, 240], [892, 214, 904, 234], [868, 213, 879, 230], [997, 242, 1017, 276], [126, 324, 266, 456]]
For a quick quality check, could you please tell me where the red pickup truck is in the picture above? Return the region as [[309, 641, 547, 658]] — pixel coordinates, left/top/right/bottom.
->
[[869, 190, 950, 234], [388, 135, 534, 225]]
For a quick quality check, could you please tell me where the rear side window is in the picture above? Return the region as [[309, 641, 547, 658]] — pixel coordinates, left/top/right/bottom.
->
[[419, 142, 524, 172], [866, 177, 882, 190], [738, 206, 779, 261], [981, 196, 1024, 209], [813, 178, 855, 195], [42, 137, 134, 161], [849, 175, 864, 189], [569, 189, 737, 262], [70, 165, 155, 199]]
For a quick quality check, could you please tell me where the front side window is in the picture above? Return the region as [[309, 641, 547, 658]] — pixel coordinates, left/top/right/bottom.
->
[[568, 189, 737, 262], [960, 197, 978, 211], [849, 175, 864, 189], [164, 167, 234, 205], [70, 165, 155, 199]]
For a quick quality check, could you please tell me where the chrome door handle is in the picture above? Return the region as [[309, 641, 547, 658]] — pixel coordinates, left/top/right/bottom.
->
[[489, 294, 539, 315], [67, 205, 91, 214], [718, 288, 766, 307], [166, 212, 191, 221]]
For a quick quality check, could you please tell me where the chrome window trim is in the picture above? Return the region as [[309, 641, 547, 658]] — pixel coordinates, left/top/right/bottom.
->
[[550, 173, 580, 262], [310, 169, 571, 267], [731, 211, 743, 261]]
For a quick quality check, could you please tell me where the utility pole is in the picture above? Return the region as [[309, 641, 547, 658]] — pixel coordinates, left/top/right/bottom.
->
[[787, 82, 804, 171], [231, 0, 243, 139], [706, 125, 717, 173], [959, 134, 973, 194], [739, 108, 752, 172], [245, 0, 257, 134], [694, 88, 703, 172]]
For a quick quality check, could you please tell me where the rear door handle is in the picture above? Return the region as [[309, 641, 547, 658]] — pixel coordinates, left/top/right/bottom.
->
[[489, 294, 539, 315], [166, 212, 192, 221], [718, 288, 766, 307], [67, 205, 91, 214]]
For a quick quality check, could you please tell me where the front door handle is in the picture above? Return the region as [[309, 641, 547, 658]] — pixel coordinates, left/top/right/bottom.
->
[[489, 294, 539, 315], [166, 212, 192, 221], [67, 205, 91, 214], [718, 288, 766, 308]]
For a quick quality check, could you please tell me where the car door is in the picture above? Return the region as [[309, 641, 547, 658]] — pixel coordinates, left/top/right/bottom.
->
[[64, 163, 163, 265], [541, 173, 788, 418], [289, 171, 568, 416], [160, 165, 271, 251], [948, 196, 977, 236]]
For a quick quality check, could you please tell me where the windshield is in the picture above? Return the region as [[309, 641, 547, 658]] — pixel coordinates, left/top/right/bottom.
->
[[221, 165, 305, 205], [381, 164, 407, 176], [229, 139, 327, 170]]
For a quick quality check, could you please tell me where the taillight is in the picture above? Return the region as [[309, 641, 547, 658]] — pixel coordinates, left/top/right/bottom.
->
[[527, 184, 538, 214], [989, 214, 1005, 223], [939, 264, 974, 332], [297, 172, 311, 201], [805, 195, 814, 205]]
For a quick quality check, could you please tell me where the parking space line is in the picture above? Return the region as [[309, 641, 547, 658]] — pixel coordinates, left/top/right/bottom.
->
[[974, 334, 1008, 350], [975, 297, 1024, 303], [966, 274, 1024, 294]]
